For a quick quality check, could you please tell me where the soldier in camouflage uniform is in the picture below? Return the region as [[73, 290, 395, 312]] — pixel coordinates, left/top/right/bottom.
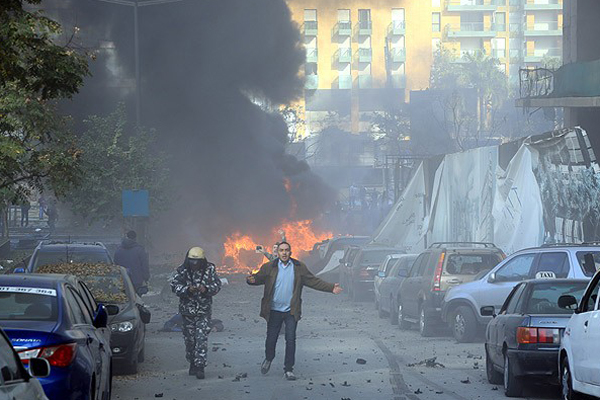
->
[[171, 247, 221, 379]]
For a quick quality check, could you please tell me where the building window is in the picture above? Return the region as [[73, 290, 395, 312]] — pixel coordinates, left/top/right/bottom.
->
[[432, 0, 441, 7], [432, 13, 441, 32], [338, 9, 350, 22], [494, 12, 506, 31], [304, 9, 317, 22]]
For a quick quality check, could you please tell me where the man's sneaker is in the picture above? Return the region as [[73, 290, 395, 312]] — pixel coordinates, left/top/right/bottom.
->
[[284, 371, 296, 381], [188, 365, 198, 376], [195, 367, 205, 380], [261, 359, 272, 375]]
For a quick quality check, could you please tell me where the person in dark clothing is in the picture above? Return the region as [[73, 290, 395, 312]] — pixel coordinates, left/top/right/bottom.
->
[[114, 230, 150, 294], [45, 200, 57, 233], [247, 242, 343, 380], [170, 247, 221, 379], [20, 199, 30, 227]]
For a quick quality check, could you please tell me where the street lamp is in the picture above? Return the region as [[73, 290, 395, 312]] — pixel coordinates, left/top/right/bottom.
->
[[95, 0, 184, 126]]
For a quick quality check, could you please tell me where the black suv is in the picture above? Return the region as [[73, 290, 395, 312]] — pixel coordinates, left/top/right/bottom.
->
[[397, 242, 505, 336], [24, 241, 113, 273], [340, 245, 404, 301]]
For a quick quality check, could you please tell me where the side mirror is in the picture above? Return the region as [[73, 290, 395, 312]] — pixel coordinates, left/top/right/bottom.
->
[[378, 271, 386, 278], [13, 267, 25, 274], [480, 306, 496, 317], [487, 272, 496, 283], [93, 304, 108, 328], [28, 358, 50, 378], [397, 268, 409, 278], [105, 304, 120, 316], [137, 304, 152, 324], [558, 295, 578, 311]]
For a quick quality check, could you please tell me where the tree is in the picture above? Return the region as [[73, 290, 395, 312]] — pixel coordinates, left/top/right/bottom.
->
[[65, 105, 170, 224], [0, 0, 90, 196], [370, 106, 410, 155]]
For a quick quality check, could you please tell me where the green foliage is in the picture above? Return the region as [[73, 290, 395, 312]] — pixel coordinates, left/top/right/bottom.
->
[[65, 105, 170, 223], [370, 107, 410, 154], [0, 0, 90, 197]]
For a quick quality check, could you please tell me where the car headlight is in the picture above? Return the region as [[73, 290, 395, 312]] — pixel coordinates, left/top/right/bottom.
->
[[110, 321, 134, 333]]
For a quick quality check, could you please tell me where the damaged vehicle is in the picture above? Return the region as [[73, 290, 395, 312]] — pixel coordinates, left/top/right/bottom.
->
[[483, 278, 588, 397], [22, 241, 113, 273], [37, 263, 151, 374]]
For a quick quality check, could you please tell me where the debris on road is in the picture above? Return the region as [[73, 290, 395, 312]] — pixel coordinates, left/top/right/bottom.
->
[[460, 378, 471, 384], [407, 357, 445, 368], [356, 358, 367, 365]]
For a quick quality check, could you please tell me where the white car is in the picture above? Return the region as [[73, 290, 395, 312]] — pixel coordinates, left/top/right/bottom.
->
[[374, 253, 404, 313], [442, 245, 600, 342], [559, 265, 600, 399]]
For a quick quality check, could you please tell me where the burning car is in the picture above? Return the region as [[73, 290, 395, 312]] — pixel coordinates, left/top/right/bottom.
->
[[37, 263, 151, 374]]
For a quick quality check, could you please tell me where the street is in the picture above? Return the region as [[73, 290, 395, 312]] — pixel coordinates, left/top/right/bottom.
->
[[113, 276, 561, 400]]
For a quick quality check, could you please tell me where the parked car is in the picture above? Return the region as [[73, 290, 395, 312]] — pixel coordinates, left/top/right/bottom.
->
[[0, 274, 113, 400], [22, 241, 113, 273], [558, 264, 600, 400], [311, 236, 370, 276], [0, 326, 50, 400], [376, 254, 418, 324], [483, 278, 589, 397], [37, 263, 151, 374], [442, 244, 600, 343], [398, 242, 505, 337], [374, 253, 405, 312], [340, 245, 404, 301]]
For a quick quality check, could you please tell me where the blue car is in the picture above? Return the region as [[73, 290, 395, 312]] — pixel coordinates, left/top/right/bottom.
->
[[0, 274, 112, 400]]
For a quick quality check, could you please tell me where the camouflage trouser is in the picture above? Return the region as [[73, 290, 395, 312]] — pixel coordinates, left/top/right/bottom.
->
[[182, 314, 211, 367]]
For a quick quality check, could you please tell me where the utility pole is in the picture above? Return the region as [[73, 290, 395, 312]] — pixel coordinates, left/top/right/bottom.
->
[[95, 0, 184, 126]]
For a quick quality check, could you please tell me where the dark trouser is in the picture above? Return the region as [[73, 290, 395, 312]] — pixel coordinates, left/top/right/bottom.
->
[[265, 310, 297, 372]]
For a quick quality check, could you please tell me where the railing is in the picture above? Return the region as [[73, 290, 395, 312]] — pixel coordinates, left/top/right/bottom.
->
[[306, 48, 318, 63], [305, 75, 318, 90], [525, 0, 561, 8], [446, 0, 501, 7], [526, 47, 562, 58], [493, 23, 506, 31], [526, 21, 560, 32], [389, 21, 406, 35], [447, 22, 495, 36], [520, 68, 554, 98], [336, 47, 352, 63], [358, 20, 372, 35], [388, 47, 406, 62], [452, 49, 484, 62], [336, 21, 352, 36], [358, 48, 372, 62], [304, 21, 318, 36]]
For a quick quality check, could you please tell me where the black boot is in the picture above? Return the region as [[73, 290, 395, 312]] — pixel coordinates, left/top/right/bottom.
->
[[188, 364, 198, 376], [195, 366, 205, 379]]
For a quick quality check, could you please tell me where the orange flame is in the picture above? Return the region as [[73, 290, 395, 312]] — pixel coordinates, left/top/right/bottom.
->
[[220, 220, 331, 275]]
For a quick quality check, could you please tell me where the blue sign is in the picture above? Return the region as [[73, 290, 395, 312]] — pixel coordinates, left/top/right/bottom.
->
[[122, 190, 149, 217]]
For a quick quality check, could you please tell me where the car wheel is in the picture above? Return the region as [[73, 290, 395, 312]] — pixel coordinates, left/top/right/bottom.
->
[[503, 352, 523, 397], [390, 298, 399, 325], [561, 358, 581, 400], [419, 306, 434, 337], [398, 300, 411, 330], [138, 346, 145, 363], [485, 345, 502, 385], [453, 306, 477, 343]]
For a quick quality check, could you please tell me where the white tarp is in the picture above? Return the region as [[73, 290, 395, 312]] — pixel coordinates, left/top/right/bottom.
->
[[492, 144, 544, 254], [371, 163, 427, 251], [316, 249, 344, 276]]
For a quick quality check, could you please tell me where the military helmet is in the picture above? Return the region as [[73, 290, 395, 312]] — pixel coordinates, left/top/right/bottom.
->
[[187, 247, 206, 260]]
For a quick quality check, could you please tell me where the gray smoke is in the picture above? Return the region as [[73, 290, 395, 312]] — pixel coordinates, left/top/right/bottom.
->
[[45, 0, 334, 253]]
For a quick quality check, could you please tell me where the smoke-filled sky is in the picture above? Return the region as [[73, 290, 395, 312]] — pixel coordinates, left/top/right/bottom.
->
[[45, 0, 334, 254]]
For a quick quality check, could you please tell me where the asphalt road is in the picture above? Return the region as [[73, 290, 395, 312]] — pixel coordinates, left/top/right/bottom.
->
[[112, 275, 561, 400]]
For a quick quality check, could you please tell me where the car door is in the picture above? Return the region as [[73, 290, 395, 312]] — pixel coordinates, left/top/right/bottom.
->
[[64, 286, 106, 397], [494, 283, 527, 364], [569, 273, 600, 385], [402, 253, 429, 319], [479, 253, 537, 315]]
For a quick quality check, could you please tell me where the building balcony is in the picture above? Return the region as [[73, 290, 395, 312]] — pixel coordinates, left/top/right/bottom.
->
[[524, 0, 561, 10], [338, 75, 352, 89], [304, 21, 318, 36], [390, 74, 406, 88], [357, 20, 372, 36], [525, 22, 561, 36], [388, 47, 406, 62], [357, 75, 372, 89], [357, 48, 372, 63], [451, 49, 484, 63], [446, 23, 496, 38], [305, 74, 318, 90], [524, 47, 562, 62], [335, 47, 352, 63], [335, 21, 352, 36], [388, 21, 406, 35], [493, 23, 506, 32], [491, 48, 507, 59], [306, 48, 318, 63], [446, 0, 499, 12]]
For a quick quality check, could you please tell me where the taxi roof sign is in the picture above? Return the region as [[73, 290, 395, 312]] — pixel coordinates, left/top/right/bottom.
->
[[535, 271, 557, 279]]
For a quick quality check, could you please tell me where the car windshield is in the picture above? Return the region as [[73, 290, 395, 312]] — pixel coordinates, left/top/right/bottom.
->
[[444, 253, 503, 275], [37, 263, 129, 304], [33, 250, 111, 271], [360, 250, 398, 265], [0, 289, 58, 321], [525, 282, 588, 314], [576, 251, 600, 277]]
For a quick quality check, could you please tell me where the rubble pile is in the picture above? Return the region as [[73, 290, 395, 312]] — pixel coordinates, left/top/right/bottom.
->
[[37, 263, 128, 304]]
